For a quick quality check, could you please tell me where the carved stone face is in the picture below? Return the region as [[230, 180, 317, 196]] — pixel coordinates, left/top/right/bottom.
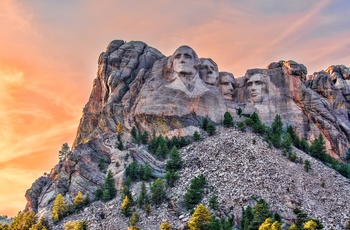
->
[[173, 46, 196, 76], [219, 73, 234, 101], [247, 74, 268, 103], [200, 59, 219, 86]]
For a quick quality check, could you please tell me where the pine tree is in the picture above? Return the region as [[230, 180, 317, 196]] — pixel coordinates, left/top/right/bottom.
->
[[9, 211, 36, 230], [303, 220, 317, 230], [250, 199, 272, 230], [126, 162, 139, 181], [160, 221, 172, 230], [73, 191, 84, 210], [258, 218, 282, 230], [52, 193, 68, 223], [310, 134, 327, 162], [131, 126, 138, 139], [138, 182, 148, 208], [143, 163, 152, 181], [130, 212, 140, 226], [281, 133, 293, 155], [188, 204, 212, 230], [165, 147, 183, 171], [184, 175, 206, 209], [151, 178, 166, 205], [206, 123, 216, 136], [29, 217, 49, 230], [241, 206, 253, 230], [102, 171, 117, 201], [208, 195, 220, 210], [223, 111, 234, 127], [141, 131, 149, 144], [121, 196, 132, 217], [286, 125, 300, 148], [64, 221, 88, 230], [164, 171, 179, 187], [117, 140, 124, 151], [304, 160, 311, 172], [202, 117, 209, 131], [193, 131, 201, 141], [58, 143, 71, 162], [300, 138, 310, 153]]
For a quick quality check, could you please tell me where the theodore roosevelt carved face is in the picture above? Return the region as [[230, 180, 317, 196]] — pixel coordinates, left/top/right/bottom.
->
[[219, 72, 235, 101], [247, 73, 268, 103]]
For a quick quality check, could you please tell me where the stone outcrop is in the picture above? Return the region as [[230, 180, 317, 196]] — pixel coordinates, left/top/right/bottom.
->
[[24, 40, 350, 229]]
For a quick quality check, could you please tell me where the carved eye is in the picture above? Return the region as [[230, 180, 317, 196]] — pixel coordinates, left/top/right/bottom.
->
[[184, 54, 192, 59], [174, 54, 181, 59], [210, 66, 215, 71], [255, 81, 263, 85], [247, 82, 252, 87]]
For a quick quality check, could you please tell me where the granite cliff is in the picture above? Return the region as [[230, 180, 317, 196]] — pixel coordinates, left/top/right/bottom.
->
[[24, 40, 350, 229]]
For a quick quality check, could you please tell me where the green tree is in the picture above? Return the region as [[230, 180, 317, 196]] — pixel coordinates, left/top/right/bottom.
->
[[188, 204, 212, 230], [250, 199, 272, 230], [52, 193, 68, 223], [206, 123, 216, 136], [164, 171, 179, 187], [156, 142, 169, 159], [142, 163, 152, 181], [101, 171, 117, 201], [237, 121, 247, 132], [64, 221, 88, 230], [9, 211, 35, 230], [58, 143, 71, 162], [282, 133, 293, 155], [223, 112, 234, 127], [208, 195, 220, 211], [193, 131, 201, 141], [202, 117, 209, 131], [126, 162, 139, 181], [73, 191, 84, 211], [117, 140, 124, 151], [310, 134, 327, 162], [130, 212, 140, 226], [304, 160, 311, 172], [141, 131, 149, 144], [137, 182, 148, 208], [300, 138, 310, 153], [241, 206, 254, 230], [131, 126, 138, 139], [151, 178, 166, 205], [165, 147, 183, 171], [160, 221, 172, 230], [286, 125, 300, 148], [184, 175, 206, 209]]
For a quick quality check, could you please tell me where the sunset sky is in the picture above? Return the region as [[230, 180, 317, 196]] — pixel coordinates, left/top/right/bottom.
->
[[0, 0, 349, 217]]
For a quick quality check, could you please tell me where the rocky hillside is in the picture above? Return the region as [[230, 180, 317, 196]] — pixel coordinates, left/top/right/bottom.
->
[[23, 39, 350, 229], [47, 127, 350, 229]]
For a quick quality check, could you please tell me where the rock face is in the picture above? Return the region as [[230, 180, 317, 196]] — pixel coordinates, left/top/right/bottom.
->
[[24, 40, 350, 228]]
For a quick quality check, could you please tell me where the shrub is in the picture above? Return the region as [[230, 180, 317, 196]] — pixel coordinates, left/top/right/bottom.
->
[[237, 121, 246, 132], [130, 212, 140, 226], [160, 221, 172, 230], [193, 131, 201, 141], [208, 195, 219, 210], [206, 123, 216, 136], [64, 221, 88, 230], [223, 112, 234, 127]]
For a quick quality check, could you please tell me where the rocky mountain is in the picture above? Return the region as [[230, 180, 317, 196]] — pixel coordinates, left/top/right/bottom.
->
[[24, 40, 350, 229]]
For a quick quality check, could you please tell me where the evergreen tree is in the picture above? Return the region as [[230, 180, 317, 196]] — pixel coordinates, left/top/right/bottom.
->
[[151, 178, 166, 205], [126, 162, 139, 181], [137, 182, 148, 208], [250, 199, 272, 230], [304, 160, 311, 172], [160, 221, 172, 230], [164, 171, 179, 187], [121, 196, 132, 217], [165, 147, 183, 171], [83, 194, 90, 206], [141, 131, 149, 144], [184, 175, 206, 209], [303, 220, 317, 230], [117, 140, 124, 151], [142, 163, 152, 181], [29, 217, 49, 230], [223, 111, 234, 127], [193, 131, 201, 141], [286, 125, 300, 148], [130, 212, 140, 226], [73, 191, 84, 210], [102, 171, 116, 201], [202, 117, 209, 131], [237, 121, 247, 132], [188, 204, 212, 230], [241, 206, 254, 230], [281, 133, 293, 155], [148, 131, 159, 154], [310, 134, 327, 162], [52, 193, 68, 223], [300, 138, 310, 153], [58, 143, 71, 162], [206, 123, 216, 136], [95, 188, 103, 200], [258, 218, 282, 230], [9, 211, 36, 230], [131, 126, 138, 139], [208, 195, 220, 210]]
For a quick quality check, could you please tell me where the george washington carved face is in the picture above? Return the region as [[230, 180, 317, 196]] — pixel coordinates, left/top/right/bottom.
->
[[247, 74, 268, 103], [172, 46, 198, 76]]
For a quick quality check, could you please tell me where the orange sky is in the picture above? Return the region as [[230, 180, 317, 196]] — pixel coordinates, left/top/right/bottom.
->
[[0, 0, 349, 217]]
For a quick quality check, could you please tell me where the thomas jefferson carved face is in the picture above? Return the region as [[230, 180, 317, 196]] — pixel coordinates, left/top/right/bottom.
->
[[219, 73, 235, 101], [247, 74, 268, 103], [173, 46, 197, 76], [200, 59, 219, 86]]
